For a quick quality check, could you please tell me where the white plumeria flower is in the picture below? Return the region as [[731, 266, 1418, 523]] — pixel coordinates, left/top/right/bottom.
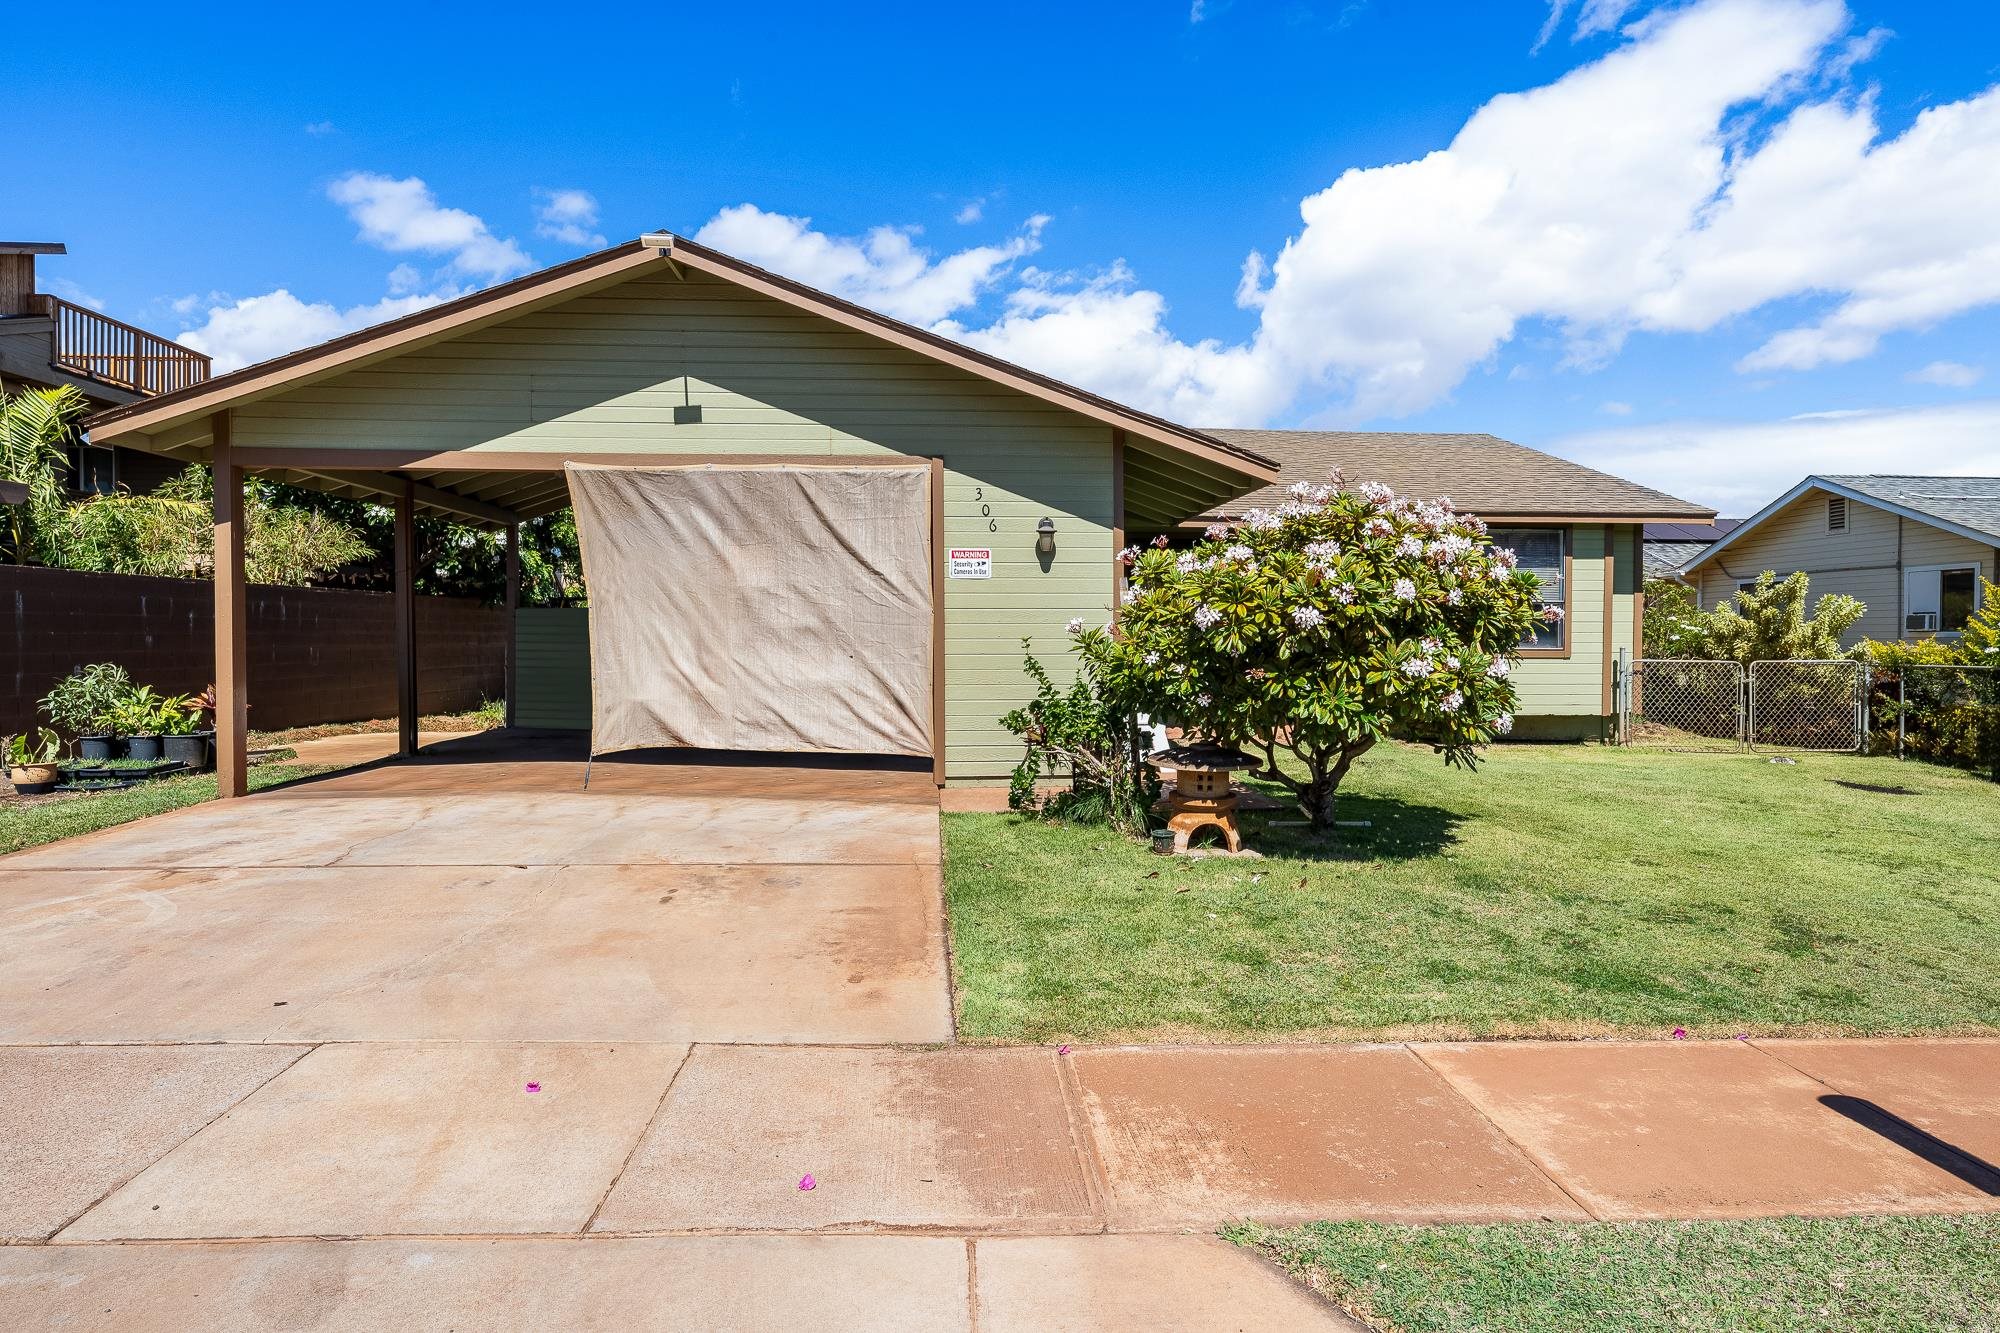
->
[[1542, 605, 1567, 623], [1393, 578, 1417, 601], [1204, 523, 1232, 540], [1400, 657, 1434, 678], [1176, 551, 1201, 573], [1224, 543, 1254, 563], [1446, 588, 1464, 605], [1143, 651, 1160, 666], [1486, 658, 1510, 678], [1493, 712, 1514, 735], [1330, 582, 1357, 604], [1445, 656, 1461, 670], [1291, 606, 1325, 630], [1421, 637, 1443, 655], [1243, 508, 1282, 531], [1366, 516, 1395, 537], [1193, 605, 1222, 630], [1396, 535, 1424, 559], [1358, 481, 1394, 505], [1065, 617, 1086, 634], [1440, 690, 1464, 714], [1195, 692, 1212, 707]]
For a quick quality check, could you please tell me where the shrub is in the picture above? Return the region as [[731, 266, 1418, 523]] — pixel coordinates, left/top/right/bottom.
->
[[1086, 476, 1540, 831], [1703, 570, 1864, 663], [1641, 579, 1709, 657], [1000, 639, 1156, 832], [38, 663, 132, 738]]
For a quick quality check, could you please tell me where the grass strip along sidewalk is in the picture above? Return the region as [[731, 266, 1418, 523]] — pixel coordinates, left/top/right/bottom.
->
[[1, 760, 329, 856], [1228, 1214, 2000, 1333], [944, 743, 2000, 1042]]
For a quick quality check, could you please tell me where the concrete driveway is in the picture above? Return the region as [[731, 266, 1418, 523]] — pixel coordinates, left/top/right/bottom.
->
[[0, 734, 1354, 1330]]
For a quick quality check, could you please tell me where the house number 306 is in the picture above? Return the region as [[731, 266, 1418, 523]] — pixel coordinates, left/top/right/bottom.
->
[[974, 487, 996, 532]]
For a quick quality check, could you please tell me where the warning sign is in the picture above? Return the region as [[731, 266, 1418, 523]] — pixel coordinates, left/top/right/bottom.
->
[[948, 548, 993, 579]]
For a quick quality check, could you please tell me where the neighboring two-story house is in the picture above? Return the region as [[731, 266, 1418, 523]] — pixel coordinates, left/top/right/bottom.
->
[[0, 241, 210, 496], [1679, 476, 1999, 644]]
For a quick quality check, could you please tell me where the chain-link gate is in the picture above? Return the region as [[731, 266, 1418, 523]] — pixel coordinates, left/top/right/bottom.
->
[[1624, 658, 1745, 750], [1748, 659, 1863, 752]]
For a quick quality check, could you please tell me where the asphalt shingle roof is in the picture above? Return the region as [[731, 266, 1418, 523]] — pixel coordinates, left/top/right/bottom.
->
[[1818, 476, 2000, 545], [1194, 430, 1712, 523]]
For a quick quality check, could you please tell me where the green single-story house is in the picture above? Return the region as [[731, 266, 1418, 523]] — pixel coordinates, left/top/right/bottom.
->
[[84, 234, 1710, 791]]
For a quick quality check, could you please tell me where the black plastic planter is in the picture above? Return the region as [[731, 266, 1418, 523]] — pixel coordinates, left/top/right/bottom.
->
[[124, 735, 164, 762], [78, 735, 115, 761], [163, 733, 213, 771]]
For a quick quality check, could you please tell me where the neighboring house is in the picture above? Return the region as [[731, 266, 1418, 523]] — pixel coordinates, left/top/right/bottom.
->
[[1679, 476, 2000, 645], [1192, 431, 1715, 739], [0, 241, 210, 497], [1644, 519, 1739, 583]]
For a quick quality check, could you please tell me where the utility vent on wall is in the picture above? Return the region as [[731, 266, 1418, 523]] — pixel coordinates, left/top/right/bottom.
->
[[1827, 496, 1847, 531]]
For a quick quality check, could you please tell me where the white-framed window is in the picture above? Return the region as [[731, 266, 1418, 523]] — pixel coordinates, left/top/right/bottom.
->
[[1491, 527, 1566, 651], [1905, 565, 1981, 635], [1827, 496, 1847, 532]]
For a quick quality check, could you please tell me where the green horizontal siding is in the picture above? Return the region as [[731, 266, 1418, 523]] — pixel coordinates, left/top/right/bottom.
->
[[514, 609, 591, 730]]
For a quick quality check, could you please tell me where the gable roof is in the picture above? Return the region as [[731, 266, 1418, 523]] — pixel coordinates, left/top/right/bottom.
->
[[84, 234, 1277, 493], [1188, 429, 1712, 524], [1682, 475, 2000, 575]]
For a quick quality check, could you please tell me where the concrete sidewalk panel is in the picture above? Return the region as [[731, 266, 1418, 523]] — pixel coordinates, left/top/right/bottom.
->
[[1422, 1040, 1998, 1219], [0, 1044, 307, 1241], [593, 1046, 1096, 1233], [0, 1235, 969, 1330], [1071, 1046, 1584, 1229], [60, 1042, 687, 1239], [1756, 1039, 2000, 1176], [976, 1235, 1360, 1330]]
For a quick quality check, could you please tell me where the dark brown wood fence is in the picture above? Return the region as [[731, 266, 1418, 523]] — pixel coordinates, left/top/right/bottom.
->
[[2, 566, 506, 734]]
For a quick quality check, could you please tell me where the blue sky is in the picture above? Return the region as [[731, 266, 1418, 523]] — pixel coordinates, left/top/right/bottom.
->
[[8, 0, 2000, 512]]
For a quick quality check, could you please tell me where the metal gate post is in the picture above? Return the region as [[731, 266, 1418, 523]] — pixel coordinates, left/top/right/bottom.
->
[[1616, 648, 1629, 745], [1743, 666, 1753, 750], [1857, 663, 1870, 754], [1896, 672, 1906, 761]]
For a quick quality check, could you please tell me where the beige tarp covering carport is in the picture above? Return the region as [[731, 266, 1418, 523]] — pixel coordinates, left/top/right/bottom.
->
[[565, 463, 934, 758]]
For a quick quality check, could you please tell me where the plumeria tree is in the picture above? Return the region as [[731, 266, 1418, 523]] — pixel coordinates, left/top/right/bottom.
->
[[1075, 475, 1544, 832]]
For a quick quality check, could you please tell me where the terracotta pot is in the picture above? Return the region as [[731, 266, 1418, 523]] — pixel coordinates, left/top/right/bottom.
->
[[9, 764, 61, 795]]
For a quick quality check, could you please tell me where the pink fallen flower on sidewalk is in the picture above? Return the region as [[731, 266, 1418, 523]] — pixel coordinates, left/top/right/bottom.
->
[[798, 1174, 816, 1191], [524, 1081, 542, 1093], [1671, 1028, 1688, 1040]]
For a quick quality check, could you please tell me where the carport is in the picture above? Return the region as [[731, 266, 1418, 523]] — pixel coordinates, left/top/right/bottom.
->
[[83, 233, 1278, 796]]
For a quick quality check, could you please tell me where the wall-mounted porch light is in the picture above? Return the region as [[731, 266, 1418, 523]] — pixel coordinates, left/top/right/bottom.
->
[[1035, 517, 1057, 557]]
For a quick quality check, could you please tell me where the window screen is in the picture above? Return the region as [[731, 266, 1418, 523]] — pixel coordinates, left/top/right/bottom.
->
[[1492, 528, 1566, 650]]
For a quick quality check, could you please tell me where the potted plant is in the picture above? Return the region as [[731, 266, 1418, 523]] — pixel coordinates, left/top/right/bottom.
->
[[157, 695, 214, 770], [38, 663, 131, 761], [7, 729, 64, 794], [113, 685, 166, 762]]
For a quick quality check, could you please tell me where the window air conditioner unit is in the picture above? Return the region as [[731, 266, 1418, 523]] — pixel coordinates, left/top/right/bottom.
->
[[1906, 611, 1938, 632]]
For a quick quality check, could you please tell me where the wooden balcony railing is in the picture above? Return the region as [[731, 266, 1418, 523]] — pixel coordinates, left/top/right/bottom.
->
[[31, 294, 211, 396]]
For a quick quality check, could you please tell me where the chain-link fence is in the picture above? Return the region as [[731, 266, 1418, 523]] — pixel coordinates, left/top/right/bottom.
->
[[1865, 662, 2000, 781], [1748, 659, 1864, 752], [1625, 658, 1744, 750], [1619, 656, 1863, 753]]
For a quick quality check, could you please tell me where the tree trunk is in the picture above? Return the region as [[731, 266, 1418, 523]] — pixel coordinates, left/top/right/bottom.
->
[[1297, 739, 1374, 832]]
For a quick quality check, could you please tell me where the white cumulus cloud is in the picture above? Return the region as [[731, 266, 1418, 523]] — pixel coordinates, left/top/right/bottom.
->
[[327, 172, 531, 280], [683, 1, 2000, 431], [1906, 361, 1984, 388], [534, 188, 607, 248], [694, 205, 1049, 325], [1547, 401, 2000, 514], [177, 289, 451, 373]]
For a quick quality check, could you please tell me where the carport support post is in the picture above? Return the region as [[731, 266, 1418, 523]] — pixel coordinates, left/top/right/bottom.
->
[[504, 522, 520, 729], [395, 480, 419, 757], [211, 414, 249, 799]]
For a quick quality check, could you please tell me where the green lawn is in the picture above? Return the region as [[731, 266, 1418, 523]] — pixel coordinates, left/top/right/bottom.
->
[[1227, 1215, 2000, 1333], [943, 743, 2000, 1042], [1, 760, 328, 856]]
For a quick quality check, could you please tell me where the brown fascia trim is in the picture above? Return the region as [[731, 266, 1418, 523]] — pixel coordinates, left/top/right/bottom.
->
[[86, 232, 1280, 492]]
